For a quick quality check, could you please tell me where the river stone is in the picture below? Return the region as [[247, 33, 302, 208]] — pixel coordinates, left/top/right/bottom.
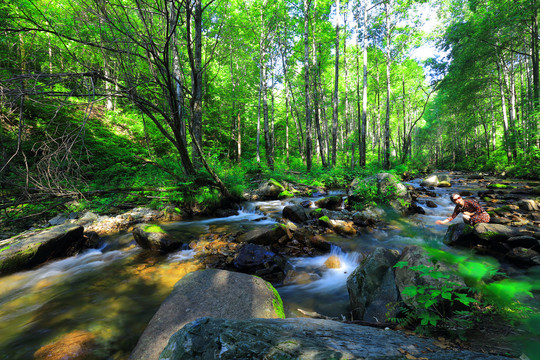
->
[[473, 223, 521, 242], [158, 317, 514, 360], [282, 204, 308, 223], [347, 247, 400, 321], [314, 195, 344, 210], [505, 247, 540, 267], [237, 225, 288, 245], [0, 224, 86, 275], [420, 174, 439, 187], [518, 199, 540, 211], [438, 180, 452, 187], [352, 207, 386, 226], [129, 269, 285, 360], [233, 243, 278, 271], [426, 200, 437, 208], [132, 224, 183, 253]]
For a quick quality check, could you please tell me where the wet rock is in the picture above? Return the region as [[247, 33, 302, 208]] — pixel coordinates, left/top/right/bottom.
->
[[506, 247, 540, 267], [234, 243, 277, 271], [212, 208, 239, 218], [283, 270, 320, 285], [347, 247, 400, 321], [237, 225, 288, 245], [408, 201, 426, 215], [506, 236, 540, 250], [130, 269, 284, 360], [159, 317, 515, 360], [282, 204, 307, 224], [426, 200, 437, 208], [132, 224, 183, 253], [0, 224, 87, 275], [473, 223, 522, 242], [300, 200, 312, 208], [314, 196, 344, 210], [48, 214, 69, 226], [308, 234, 332, 252]]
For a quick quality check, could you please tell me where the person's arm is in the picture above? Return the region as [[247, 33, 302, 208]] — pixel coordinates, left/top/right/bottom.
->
[[436, 205, 460, 225]]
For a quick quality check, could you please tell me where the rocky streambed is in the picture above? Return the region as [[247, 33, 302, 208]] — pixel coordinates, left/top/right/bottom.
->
[[0, 171, 539, 360]]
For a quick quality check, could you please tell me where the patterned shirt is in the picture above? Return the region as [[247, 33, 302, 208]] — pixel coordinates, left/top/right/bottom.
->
[[447, 199, 486, 222]]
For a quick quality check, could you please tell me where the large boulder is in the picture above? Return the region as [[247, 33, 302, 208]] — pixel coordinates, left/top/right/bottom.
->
[[237, 225, 289, 245], [347, 247, 400, 321], [257, 179, 286, 199], [233, 243, 287, 281], [132, 224, 183, 253], [159, 317, 514, 360], [0, 224, 90, 275], [129, 269, 285, 360]]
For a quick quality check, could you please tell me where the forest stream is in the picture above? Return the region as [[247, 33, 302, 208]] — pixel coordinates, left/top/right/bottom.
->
[[0, 176, 538, 360]]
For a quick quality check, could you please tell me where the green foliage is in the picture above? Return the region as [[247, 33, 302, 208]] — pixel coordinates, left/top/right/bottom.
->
[[392, 246, 540, 348]]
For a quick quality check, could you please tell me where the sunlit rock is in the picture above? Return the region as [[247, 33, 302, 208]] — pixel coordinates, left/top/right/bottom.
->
[[324, 255, 341, 269], [130, 269, 284, 360], [282, 204, 308, 223], [420, 174, 439, 187], [315, 196, 344, 210]]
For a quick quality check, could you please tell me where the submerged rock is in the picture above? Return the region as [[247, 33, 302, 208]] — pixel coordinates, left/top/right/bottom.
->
[[159, 317, 514, 360], [130, 269, 284, 360]]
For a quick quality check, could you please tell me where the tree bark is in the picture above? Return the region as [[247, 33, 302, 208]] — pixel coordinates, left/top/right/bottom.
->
[[331, 0, 340, 167], [383, 0, 391, 170], [304, 0, 313, 172]]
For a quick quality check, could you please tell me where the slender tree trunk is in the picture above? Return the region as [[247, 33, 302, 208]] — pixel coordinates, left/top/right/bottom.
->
[[285, 89, 290, 166], [497, 60, 513, 162], [361, 1, 368, 168], [383, 1, 391, 170], [304, 0, 313, 172], [190, 0, 203, 169], [262, 54, 274, 170], [489, 82, 497, 152], [256, 58, 263, 164], [343, 9, 352, 168], [331, 0, 340, 167]]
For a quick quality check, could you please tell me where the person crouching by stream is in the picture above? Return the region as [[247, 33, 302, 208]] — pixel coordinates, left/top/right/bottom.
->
[[435, 193, 490, 226]]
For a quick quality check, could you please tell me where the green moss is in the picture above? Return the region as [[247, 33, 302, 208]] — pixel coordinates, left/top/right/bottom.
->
[[278, 190, 294, 198], [319, 216, 330, 223], [0, 245, 11, 253], [487, 183, 515, 189], [269, 178, 285, 189], [266, 282, 286, 319], [143, 224, 165, 233]]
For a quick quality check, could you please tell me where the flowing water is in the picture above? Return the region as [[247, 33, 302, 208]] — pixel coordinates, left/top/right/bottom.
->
[[0, 177, 535, 359]]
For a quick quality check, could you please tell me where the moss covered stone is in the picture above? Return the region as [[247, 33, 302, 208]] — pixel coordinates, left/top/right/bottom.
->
[[278, 190, 294, 198], [143, 224, 166, 233]]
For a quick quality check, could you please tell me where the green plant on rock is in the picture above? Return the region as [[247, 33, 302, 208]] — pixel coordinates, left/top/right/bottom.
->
[[391, 260, 479, 338]]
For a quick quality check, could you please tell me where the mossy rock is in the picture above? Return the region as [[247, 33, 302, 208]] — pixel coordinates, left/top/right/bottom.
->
[[487, 183, 515, 189], [278, 190, 294, 198], [437, 181, 451, 187]]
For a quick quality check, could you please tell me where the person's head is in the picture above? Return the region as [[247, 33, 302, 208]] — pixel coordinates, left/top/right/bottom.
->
[[450, 193, 464, 205]]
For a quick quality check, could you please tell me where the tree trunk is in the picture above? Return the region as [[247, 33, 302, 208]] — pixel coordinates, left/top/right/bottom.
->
[[190, 0, 203, 169], [331, 0, 340, 167], [383, 0, 391, 170], [304, 0, 313, 172], [497, 60, 513, 162], [360, 1, 368, 168]]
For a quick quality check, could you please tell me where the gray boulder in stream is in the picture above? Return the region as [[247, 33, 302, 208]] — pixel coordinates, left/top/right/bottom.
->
[[158, 317, 514, 360], [0, 224, 89, 275], [130, 269, 285, 360], [347, 247, 400, 321]]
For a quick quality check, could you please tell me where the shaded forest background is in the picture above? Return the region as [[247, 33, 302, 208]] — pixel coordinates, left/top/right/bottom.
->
[[1, 0, 539, 228]]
